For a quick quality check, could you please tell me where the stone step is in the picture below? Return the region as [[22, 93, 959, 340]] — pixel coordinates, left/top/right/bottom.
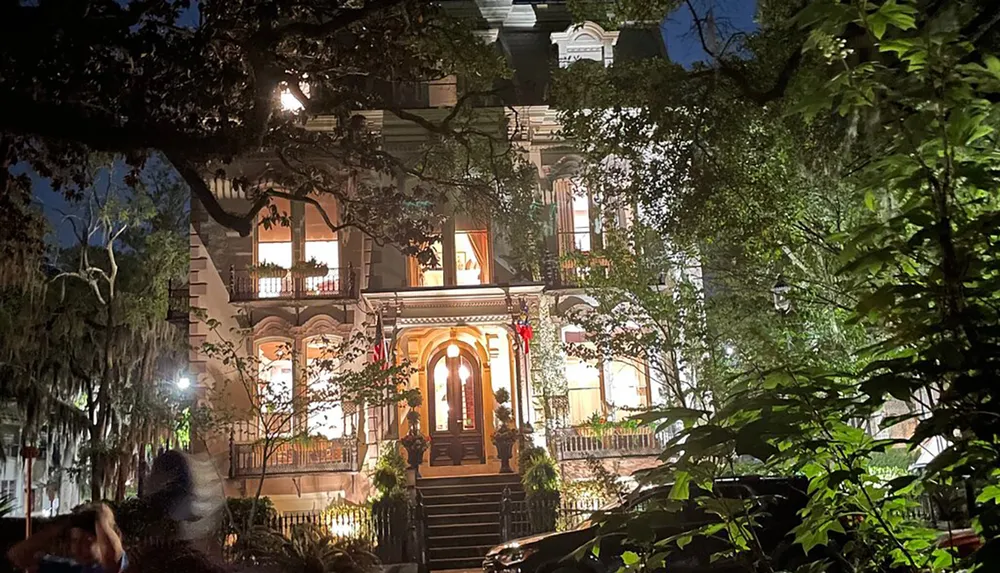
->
[[418, 480, 525, 497], [427, 533, 502, 549], [417, 473, 521, 489], [424, 501, 499, 517], [422, 491, 523, 506], [427, 522, 500, 537], [426, 511, 500, 526], [428, 543, 500, 560], [428, 555, 489, 571]]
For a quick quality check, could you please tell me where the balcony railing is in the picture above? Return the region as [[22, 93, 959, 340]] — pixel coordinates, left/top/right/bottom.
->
[[228, 265, 358, 302], [229, 434, 360, 478], [550, 426, 670, 461]]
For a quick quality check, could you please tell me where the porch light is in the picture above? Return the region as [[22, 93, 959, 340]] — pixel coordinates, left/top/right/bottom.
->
[[447, 343, 460, 358], [280, 90, 304, 111], [177, 377, 191, 390]]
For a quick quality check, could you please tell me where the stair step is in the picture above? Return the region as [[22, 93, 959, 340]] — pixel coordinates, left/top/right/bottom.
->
[[428, 556, 489, 571], [427, 512, 500, 526], [428, 533, 502, 549], [424, 502, 500, 516], [417, 473, 521, 488], [427, 522, 499, 536], [429, 543, 500, 559], [419, 481, 525, 496], [423, 492, 523, 506]]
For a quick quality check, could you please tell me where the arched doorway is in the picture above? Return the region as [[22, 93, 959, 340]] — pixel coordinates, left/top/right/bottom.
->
[[427, 343, 485, 466]]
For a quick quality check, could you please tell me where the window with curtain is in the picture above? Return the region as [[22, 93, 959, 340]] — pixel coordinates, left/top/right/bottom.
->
[[256, 198, 292, 298], [456, 230, 489, 285], [257, 340, 294, 434], [413, 217, 491, 287], [605, 359, 647, 415], [305, 338, 346, 438], [562, 326, 602, 425], [304, 194, 340, 294], [419, 241, 445, 287]]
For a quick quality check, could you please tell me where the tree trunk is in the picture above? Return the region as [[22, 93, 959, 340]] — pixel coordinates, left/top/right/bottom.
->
[[91, 302, 115, 501]]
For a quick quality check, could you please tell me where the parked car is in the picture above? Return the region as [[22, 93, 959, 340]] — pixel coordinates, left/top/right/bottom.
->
[[483, 476, 816, 573]]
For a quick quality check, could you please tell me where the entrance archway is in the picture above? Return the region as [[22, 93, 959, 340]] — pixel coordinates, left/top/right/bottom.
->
[[427, 342, 485, 466]]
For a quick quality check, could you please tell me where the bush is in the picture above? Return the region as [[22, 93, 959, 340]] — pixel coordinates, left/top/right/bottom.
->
[[249, 523, 380, 573], [371, 443, 407, 501]]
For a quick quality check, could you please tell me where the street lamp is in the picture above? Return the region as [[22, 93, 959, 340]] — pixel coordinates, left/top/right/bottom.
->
[[772, 275, 791, 313]]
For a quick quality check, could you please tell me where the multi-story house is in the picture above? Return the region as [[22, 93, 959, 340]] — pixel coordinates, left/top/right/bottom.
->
[[188, 1, 669, 568]]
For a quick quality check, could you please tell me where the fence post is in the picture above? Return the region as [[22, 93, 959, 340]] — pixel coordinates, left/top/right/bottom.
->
[[228, 427, 235, 479], [414, 490, 427, 567], [500, 487, 512, 542]]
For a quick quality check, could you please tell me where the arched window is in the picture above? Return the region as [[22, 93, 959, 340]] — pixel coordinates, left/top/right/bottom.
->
[[256, 339, 294, 434], [304, 337, 347, 438]]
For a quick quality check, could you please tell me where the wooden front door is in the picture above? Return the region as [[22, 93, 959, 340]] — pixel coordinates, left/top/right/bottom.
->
[[427, 345, 485, 466]]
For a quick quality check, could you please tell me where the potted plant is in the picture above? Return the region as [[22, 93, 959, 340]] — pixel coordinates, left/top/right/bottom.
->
[[249, 261, 287, 279], [400, 390, 428, 476], [491, 388, 517, 474], [400, 431, 428, 477], [291, 258, 330, 279]]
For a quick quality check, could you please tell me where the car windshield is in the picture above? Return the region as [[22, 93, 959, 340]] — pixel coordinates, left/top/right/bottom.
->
[[573, 485, 664, 530]]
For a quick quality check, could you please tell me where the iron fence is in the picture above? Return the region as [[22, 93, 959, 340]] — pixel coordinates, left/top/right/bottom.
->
[[500, 490, 607, 541]]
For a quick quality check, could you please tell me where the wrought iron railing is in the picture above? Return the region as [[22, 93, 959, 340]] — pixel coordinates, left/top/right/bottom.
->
[[500, 490, 607, 541], [228, 265, 358, 301], [229, 435, 359, 478], [551, 426, 671, 461]]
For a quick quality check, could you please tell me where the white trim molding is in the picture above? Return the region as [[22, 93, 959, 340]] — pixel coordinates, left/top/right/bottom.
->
[[551, 21, 620, 68]]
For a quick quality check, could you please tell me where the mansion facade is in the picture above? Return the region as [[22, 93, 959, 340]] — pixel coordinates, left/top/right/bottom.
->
[[188, 0, 671, 514]]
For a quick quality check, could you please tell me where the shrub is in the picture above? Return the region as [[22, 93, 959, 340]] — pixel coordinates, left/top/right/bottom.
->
[[371, 442, 406, 501]]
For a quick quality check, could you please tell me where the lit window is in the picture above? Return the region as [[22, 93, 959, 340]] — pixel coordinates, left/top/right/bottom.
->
[[605, 360, 646, 413], [256, 198, 292, 298], [455, 231, 488, 285], [562, 326, 601, 425], [572, 194, 591, 252], [420, 242, 445, 288], [304, 194, 340, 295], [433, 359, 449, 431], [305, 338, 345, 439], [257, 341, 294, 434]]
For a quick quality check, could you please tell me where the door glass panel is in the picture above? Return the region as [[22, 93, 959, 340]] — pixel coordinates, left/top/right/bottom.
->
[[433, 359, 449, 431], [459, 357, 476, 430]]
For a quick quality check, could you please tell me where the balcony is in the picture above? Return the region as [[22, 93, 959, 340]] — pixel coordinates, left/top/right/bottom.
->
[[550, 426, 669, 461], [228, 266, 358, 302], [229, 433, 360, 478]]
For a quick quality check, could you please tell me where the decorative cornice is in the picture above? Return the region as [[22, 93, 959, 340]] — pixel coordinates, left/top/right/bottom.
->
[[397, 315, 513, 326]]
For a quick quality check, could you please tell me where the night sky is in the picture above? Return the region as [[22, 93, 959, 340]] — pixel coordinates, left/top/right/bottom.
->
[[35, 0, 757, 247]]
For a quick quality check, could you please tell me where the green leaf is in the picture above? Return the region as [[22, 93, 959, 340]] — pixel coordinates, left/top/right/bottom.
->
[[621, 551, 640, 566], [669, 471, 691, 500], [976, 484, 1000, 504]]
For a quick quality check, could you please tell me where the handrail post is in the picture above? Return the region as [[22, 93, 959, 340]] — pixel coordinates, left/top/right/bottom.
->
[[500, 486, 512, 541]]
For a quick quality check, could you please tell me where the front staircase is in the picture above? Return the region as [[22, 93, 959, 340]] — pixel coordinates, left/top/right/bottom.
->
[[418, 473, 524, 571]]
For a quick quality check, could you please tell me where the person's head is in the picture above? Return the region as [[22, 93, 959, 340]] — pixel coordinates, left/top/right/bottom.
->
[[66, 509, 101, 565]]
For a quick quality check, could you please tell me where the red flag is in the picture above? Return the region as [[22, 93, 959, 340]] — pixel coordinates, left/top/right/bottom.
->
[[371, 313, 388, 368]]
